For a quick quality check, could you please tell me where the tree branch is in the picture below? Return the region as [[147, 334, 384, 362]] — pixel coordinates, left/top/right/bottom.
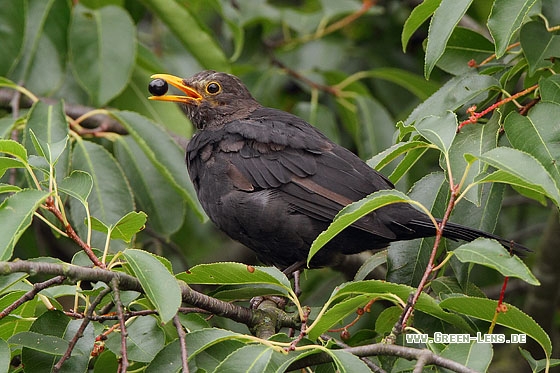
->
[[0, 260, 299, 333], [287, 343, 477, 373]]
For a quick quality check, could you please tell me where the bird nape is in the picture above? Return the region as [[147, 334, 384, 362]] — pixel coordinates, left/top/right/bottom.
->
[[148, 70, 528, 271]]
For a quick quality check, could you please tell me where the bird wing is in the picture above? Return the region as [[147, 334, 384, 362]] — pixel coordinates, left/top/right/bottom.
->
[[212, 107, 399, 239]]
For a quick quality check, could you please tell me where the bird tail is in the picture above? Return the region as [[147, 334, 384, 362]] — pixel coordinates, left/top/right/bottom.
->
[[408, 219, 529, 254]]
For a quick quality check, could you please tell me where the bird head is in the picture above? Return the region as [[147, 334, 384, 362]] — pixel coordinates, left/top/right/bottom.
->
[[148, 70, 259, 130]]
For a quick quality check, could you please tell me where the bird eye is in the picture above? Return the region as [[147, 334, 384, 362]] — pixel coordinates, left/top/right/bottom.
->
[[206, 82, 221, 94]]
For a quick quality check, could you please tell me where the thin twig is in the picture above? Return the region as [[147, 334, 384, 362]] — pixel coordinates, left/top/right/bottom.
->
[[0, 275, 65, 319], [173, 315, 189, 373], [53, 286, 112, 372], [44, 197, 105, 268], [458, 84, 539, 130], [111, 277, 129, 372]]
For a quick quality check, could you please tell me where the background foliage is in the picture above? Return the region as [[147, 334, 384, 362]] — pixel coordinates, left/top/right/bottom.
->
[[0, 0, 559, 371]]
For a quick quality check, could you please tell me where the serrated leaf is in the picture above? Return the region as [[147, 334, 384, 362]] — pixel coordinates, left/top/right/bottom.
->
[[520, 20, 560, 76], [405, 74, 499, 126], [58, 170, 93, 204], [476, 147, 560, 206], [424, 0, 474, 78], [215, 344, 294, 372], [69, 4, 136, 106], [308, 190, 414, 265], [123, 249, 181, 324], [0, 189, 50, 261], [328, 349, 374, 373], [0, 338, 9, 373], [437, 27, 495, 76], [145, 339, 181, 373], [0, 157, 25, 178], [24, 101, 69, 168], [504, 103, 560, 187], [540, 75, 560, 104], [0, 0, 25, 76], [454, 238, 539, 285], [110, 111, 205, 221], [143, 0, 230, 71], [415, 111, 457, 155], [367, 140, 431, 171], [439, 342, 492, 372], [440, 297, 552, 359], [105, 315, 165, 363], [114, 136, 185, 237], [402, 0, 441, 51], [68, 139, 134, 250], [177, 262, 292, 295], [110, 211, 147, 242], [354, 250, 387, 281], [9, 331, 68, 355], [308, 279, 472, 340], [0, 139, 28, 163], [184, 328, 252, 359], [11, 0, 70, 96], [488, 0, 538, 58]]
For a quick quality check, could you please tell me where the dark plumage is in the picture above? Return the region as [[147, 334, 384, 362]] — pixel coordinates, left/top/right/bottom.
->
[[149, 70, 526, 269]]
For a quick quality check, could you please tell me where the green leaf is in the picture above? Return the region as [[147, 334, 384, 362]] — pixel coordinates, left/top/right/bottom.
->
[[184, 328, 252, 359], [367, 141, 431, 170], [11, 0, 70, 96], [0, 190, 50, 261], [540, 74, 560, 103], [114, 136, 185, 237], [504, 103, 560, 187], [105, 315, 165, 363], [110, 111, 205, 221], [58, 170, 93, 204], [454, 238, 539, 285], [0, 157, 25, 178], [520, 20, 560, 76], [0, 338, 9, 373], [476, 147, 560, 206], [0, 139, 29, 163], [354, 250, 387, 281], [354, 68, 440, 100], [440, 296, 552, 359], [0, 291, 37, 341], [328, 349, 374, 373], [402, 0, 441, 52], [308, 280, 471, 340], [308, 190, 414, 265], [488, 0, 538, 58], [89, 212, 147, 243], [68, 139, 134, 250], [405, 73, 499, 126], [215, 344, 295, 372], [425, 0, 474, 78], [0, 0, 25, 76], [386, 172, 447, 286], [69, 4, 136, 106], [110, 211, 147, 242], [439, 342, 493, 372], [24, 100, 69, 166], [9, 331, 68, 355], [437, 27, 495, 75], [145, 339, 181, 373], [448, 111, 500, 204], [143, 0, 230, 71], [177, 262, 292, 296], [123, 249, 181, 323], [415, 111, 457, 155]]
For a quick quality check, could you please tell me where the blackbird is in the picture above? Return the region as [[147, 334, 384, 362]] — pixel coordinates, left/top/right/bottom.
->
[[148, 70, 526, 270]]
